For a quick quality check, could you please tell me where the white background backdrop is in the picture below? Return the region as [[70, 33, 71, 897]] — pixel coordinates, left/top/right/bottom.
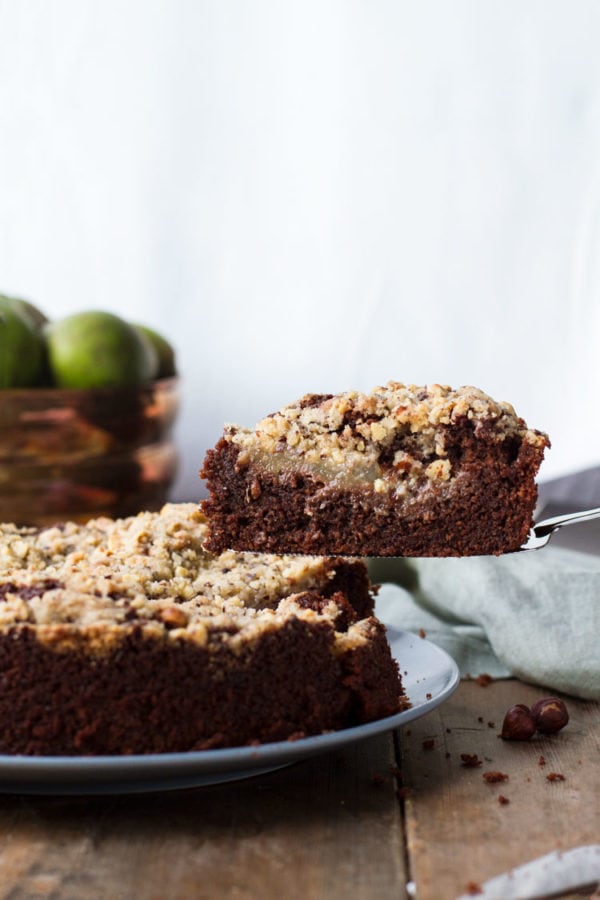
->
[[1, 1, 600, 500]]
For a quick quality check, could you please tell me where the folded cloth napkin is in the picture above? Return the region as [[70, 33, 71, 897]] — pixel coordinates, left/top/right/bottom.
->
[[369, 546, 600, 700]]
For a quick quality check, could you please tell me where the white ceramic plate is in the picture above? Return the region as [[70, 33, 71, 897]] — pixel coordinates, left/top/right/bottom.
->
[[0, 624, 459, 795]]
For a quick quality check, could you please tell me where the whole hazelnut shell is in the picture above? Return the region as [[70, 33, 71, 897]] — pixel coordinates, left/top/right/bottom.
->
[[531, 697, 569, 734], [501, 703, 537, 741]]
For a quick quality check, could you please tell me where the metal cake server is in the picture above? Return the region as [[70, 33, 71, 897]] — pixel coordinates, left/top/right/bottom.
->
[[521, 505, 600, 550]]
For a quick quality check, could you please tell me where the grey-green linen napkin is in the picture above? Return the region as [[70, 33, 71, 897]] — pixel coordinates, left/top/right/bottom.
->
[[369, 546, 600, 700]]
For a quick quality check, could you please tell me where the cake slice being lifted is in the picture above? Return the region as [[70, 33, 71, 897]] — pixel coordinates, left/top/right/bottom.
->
[[201, 383, 550, 558]]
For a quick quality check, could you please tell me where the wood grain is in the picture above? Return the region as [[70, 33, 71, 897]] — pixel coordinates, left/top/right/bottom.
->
[[398, 680, 600, 899], [0, 681, 596, 899], [0, 734, 407, 900]]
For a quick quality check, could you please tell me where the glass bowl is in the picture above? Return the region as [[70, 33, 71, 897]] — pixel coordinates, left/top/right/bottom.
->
[[0, 377, 180, 526]]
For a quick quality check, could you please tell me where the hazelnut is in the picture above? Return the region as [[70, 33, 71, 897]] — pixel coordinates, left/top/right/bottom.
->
[[159, 606, 188, 629], [531, 697, 569, 734], [249, 477, 262, 500], [500, 704, 537, 741]]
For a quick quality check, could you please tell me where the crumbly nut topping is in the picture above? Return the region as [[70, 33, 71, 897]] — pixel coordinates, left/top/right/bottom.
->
[[228, 382, 549, 493], [0, 504, 354, 634]]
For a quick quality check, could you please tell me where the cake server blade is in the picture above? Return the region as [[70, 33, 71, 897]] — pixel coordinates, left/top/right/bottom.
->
[[520, 505, 600, 550]]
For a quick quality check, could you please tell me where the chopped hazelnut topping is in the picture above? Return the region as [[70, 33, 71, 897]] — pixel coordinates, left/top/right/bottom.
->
[[158, 606, 189, 629], [225, 383, 549, 497], [0, 504, 366, 643]]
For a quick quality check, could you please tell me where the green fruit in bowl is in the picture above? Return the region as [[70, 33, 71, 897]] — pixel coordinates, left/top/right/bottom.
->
[[45, 311, 159, 389], [0, 295, 48, 330], [133, 324, 177, 378], [0, 297, 46, 387]]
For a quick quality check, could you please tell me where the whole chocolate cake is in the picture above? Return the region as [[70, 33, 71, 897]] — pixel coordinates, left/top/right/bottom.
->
[[0, 503, 404, 755]]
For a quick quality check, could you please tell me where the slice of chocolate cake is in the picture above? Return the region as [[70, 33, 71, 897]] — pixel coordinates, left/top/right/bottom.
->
[[0, 503, 404, 755], [201, 383, 549, 557]]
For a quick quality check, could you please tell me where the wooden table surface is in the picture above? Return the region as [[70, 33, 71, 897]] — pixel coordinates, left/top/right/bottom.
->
[[0, 680, 596, 900], [1, 475, 599, 900]]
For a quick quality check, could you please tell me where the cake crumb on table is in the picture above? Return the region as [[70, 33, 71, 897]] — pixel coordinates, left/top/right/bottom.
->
[[460, 753, 482, 768], [482, 771, 509, 783]]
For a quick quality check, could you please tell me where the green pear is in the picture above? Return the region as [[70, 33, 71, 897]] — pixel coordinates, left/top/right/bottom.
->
[[0, 295, 48, 330], [133, 324, 177, 378], [0, 298, 46, 387], [45, 311, 159, 389]]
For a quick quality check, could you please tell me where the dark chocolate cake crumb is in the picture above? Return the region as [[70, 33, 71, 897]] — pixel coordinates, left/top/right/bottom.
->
[[482, 771, 509, 783], [460, 753, 483, 768]]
